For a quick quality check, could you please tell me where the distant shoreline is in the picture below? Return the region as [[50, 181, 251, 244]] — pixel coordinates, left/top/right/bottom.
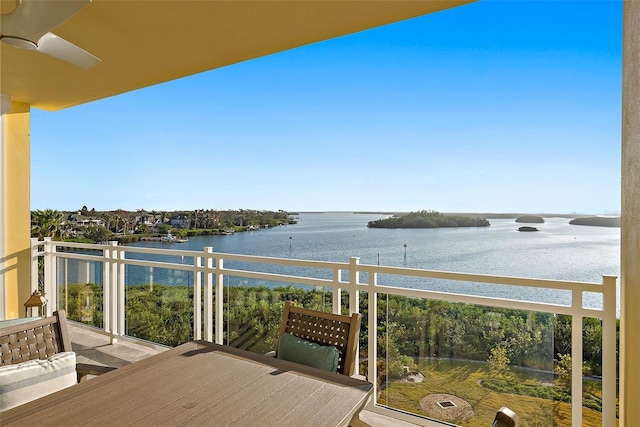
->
[[299, 211, 604, 219], [296, 211, 621, 228]]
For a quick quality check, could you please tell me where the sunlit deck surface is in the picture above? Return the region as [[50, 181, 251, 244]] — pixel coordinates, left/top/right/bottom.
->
[[68, 322, 416, 427]]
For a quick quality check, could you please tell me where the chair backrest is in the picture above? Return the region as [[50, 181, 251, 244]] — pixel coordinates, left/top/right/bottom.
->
[[276, 301, 361, 376], [0, 311, 79, 412], [0, 310, 72, 366]]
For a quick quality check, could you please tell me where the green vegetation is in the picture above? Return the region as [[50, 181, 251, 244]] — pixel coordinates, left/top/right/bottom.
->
[[31, 209, 66, 238], [569, 216, 621, 227], [60, 283, 615, 375], [367, 210, 490, 229], [516, 215, 545, 223], [488, 346, 510, 376], [126, 285, 194, 345], [379, 359, 615, 427], [59, 282, 337, 348], [59, 283, 617, 422], [30, 207, 296, 244]]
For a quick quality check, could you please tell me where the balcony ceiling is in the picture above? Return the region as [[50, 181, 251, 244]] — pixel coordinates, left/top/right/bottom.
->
[[0, 0, 472, 112]]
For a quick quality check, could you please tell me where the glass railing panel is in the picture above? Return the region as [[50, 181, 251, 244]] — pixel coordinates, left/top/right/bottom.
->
[[124, 266, 194, 346], [374, 294, 557, 426], [221, 259, 335, 284], [376, 273, 573, 307], [553, 315, 619, 427], [222, 278, 338, 354], [56, 257, 104, 328]]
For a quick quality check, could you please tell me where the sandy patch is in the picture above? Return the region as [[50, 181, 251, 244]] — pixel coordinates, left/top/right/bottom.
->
[[419, 393, 474, 423]]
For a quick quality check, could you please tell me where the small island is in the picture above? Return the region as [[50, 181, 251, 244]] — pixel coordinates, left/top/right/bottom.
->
[[569, 216, 621, 227], [515, 215, 544, 224], [367, 210, 490, 229]]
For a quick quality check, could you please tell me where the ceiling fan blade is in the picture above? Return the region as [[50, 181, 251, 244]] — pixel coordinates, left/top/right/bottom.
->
[[36, 32, 100, 69], [1, 0, 91, 41]]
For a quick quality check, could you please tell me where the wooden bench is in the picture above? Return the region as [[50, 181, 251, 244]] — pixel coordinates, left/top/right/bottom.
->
[[0, 310, 115, 411]]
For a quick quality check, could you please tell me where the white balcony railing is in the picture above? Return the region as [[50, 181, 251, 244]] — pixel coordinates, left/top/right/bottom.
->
[[31, 237, 617, 427]]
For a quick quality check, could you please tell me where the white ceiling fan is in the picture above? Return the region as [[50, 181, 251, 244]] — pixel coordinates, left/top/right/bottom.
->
[[0, 0, 100, 69]]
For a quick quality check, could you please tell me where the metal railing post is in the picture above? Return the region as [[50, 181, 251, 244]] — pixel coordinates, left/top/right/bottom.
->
[[348, 257, 361, 376], [203, 247, 214, 342], [43, 237, 56, 316], [367, 270, 378, 404], [193, 254, 202, 341], [30, 238, 39, 293], [215, 254, 224, 345], [117, 244, 126, 337], [571, 289, 583, 427], [102, 242, 115, 339], [109, 241, 121, 343], [601, 275, 617, 427], [332, 266, 341, 314], [348, 257, 360, 316]]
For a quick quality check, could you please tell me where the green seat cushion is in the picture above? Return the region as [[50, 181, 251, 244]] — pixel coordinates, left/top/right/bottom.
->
[[277, 333, 339, 373]]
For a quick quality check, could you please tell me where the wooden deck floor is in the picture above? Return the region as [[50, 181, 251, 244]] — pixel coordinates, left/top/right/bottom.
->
[[68, 323, 418, 427]]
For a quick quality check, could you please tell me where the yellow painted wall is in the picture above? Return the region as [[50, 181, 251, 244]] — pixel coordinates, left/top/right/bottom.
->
[[3, 102, 31, 319], [621, 2, 640, 425]]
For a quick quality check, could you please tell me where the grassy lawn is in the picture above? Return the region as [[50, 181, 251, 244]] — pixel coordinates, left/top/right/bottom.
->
[[376, 359, 613, 427]]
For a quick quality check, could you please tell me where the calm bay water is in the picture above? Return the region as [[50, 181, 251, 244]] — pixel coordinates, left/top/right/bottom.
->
[[127, 212, 620, 311]]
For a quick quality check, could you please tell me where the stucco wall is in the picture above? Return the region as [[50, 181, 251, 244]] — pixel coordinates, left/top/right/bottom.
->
[[3, 103, 31, 319]]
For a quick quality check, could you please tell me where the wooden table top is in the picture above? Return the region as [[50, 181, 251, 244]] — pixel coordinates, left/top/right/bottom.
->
[[0, 340, 373, 427]]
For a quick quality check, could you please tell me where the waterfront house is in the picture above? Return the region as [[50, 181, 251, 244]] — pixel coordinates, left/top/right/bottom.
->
[[1, 1, 638, 425], [170, 215, 191, 229], [66, 214, 106, 228]]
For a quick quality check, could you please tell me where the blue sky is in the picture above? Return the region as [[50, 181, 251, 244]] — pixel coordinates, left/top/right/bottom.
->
[[31, 1, 622, 214]]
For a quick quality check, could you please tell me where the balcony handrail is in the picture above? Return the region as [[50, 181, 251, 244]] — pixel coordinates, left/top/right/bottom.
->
[[37, 239, 610, 303], [361, 262, 609, 292], [31, 238, 617, 427]]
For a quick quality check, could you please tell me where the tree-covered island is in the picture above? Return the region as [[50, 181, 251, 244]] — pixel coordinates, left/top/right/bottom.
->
[[367, 210, 490, 229]]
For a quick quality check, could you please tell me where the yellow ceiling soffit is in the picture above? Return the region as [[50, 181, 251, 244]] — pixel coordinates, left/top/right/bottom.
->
[[0, 0, 474, 112]]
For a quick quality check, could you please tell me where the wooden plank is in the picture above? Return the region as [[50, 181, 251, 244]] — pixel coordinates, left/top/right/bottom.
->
[[0, 343, 195, 424], [0, 341, 372, 427], [110, 351, 273, 426]]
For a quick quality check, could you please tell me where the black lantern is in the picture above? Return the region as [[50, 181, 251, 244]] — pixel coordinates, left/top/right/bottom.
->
[[24, 290, 47, 317]]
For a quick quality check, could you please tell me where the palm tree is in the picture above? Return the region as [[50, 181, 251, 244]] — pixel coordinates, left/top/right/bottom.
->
[[203, 211, 213, 229], [150, 210, 158, 231], [104, 213, 113, 231], [31, 209, 65, 239], [112, 215, 121, 233]]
